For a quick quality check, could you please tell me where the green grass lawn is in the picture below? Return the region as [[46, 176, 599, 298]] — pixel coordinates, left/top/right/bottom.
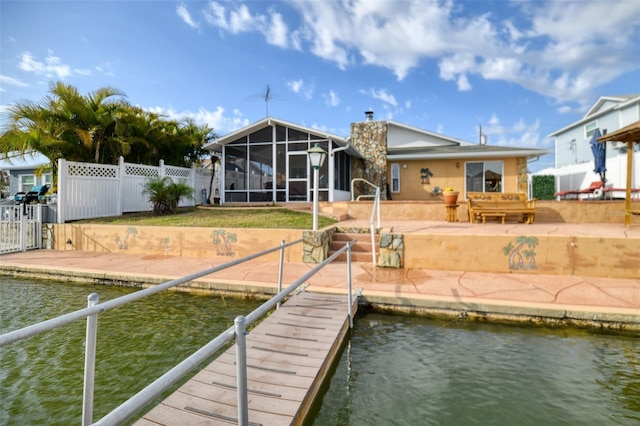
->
[[76, 207, 338, 229]]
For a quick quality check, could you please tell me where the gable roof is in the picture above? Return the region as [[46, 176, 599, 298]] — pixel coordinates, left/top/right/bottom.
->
[[203, 116, 362, 157], [385, 120, 472, 147], [549, 95, 640, 136], [585, 95, 639, 118]]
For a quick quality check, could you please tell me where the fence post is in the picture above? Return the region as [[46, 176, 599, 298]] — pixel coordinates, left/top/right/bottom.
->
[[82, 293, 100, 426], [19, 203, 27, 251], [57, 158, 65, 224], [159, 159, 165, 179], [118, 156, 125, 216], [234, 316, 249, 426]]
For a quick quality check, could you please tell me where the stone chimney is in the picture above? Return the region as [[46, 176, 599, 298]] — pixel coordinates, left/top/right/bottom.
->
[[350, 111, 388, 199]]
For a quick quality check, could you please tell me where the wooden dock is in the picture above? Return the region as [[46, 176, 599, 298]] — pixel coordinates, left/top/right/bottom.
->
[[135, 291, 357, 425]]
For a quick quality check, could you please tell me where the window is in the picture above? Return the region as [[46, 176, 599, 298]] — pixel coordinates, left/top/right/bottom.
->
[[42, 173, 52, 187], [465, 161, 503, 195], [391, 163, 400, 193], [585, 121, 598, 138], [20, 174, 35, 192]]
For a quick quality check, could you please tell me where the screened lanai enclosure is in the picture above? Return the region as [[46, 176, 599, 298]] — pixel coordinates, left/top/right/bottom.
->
[[205, 118, 359, 203]]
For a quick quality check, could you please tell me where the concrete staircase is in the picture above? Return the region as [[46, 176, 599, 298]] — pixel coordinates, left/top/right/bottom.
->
[[330, 231, 378, 262]]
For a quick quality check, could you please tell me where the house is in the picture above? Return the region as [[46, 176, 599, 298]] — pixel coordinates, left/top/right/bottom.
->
[[542, 95, 640, 197], [203, 113, 549, 204], [0, 151, 51, 200]]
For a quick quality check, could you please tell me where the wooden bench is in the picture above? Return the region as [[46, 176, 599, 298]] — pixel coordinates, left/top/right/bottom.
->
[[467, 192, 537, 224]]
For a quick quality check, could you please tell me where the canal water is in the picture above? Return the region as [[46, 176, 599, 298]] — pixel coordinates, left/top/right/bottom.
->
[[2, 277, 639, 425]]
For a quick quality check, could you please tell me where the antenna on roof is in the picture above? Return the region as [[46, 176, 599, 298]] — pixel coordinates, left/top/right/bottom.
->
[[263, 85, 272, 117]]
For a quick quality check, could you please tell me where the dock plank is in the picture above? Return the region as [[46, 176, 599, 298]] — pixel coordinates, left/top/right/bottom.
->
[[135, 292, 355, 425]]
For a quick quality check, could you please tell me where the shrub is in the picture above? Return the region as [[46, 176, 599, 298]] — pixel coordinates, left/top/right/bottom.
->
[[532, 175, 555, 200], [142, 177, 194, 215]]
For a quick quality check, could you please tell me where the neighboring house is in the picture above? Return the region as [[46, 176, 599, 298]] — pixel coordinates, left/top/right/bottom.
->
[[541, 95, 640, 195], [203, 113, 549, 203], [0, 151, 52, 200]]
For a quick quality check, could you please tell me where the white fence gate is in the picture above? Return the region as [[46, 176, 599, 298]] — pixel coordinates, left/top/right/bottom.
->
[[57, 157, 213, 223], [0, 204, 42, 254]]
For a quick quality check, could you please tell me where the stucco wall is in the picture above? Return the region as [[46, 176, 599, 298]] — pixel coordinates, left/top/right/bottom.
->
[[52, 224, 303, 261], [386, 157, 527, 201], [326, 200, 639, 224], [403, 233, 638, 278]]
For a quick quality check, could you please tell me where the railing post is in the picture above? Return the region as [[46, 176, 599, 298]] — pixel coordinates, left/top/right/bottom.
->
[[277, 240, 285, 309], [234, 316, 249, 426], [82, 293, 100, 426], [347, 242, 354, 328]]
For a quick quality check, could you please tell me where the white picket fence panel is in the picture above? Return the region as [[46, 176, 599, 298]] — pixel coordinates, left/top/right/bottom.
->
[[57, 157, 213, 223], [0, 204, 42, 254]]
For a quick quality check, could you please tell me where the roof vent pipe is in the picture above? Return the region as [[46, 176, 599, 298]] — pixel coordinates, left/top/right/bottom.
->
[[365, 110, 374, 121]]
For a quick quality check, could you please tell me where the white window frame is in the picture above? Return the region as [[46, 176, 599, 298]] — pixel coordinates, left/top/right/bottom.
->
[[585, 121, 598, 139], [41, 173, 52, 187], [19, 174, 36, 192], [390, 163, 400, 193]]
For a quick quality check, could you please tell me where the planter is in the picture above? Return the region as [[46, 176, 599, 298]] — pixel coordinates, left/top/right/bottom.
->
[[443, 191, 459, 205]]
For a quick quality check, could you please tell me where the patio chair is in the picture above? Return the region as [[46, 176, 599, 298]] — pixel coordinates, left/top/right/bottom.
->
[[555, 181, 602, 200]]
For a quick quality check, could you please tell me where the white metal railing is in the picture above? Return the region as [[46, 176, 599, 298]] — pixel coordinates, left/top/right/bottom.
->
[[350, 178, 381, 266], [0, 238, 358, 426], [0, 203, 42, 254]]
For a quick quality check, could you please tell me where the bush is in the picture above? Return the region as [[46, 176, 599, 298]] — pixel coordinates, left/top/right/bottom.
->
[[142, 177, 194, 215], [532, 175, 555, 200]]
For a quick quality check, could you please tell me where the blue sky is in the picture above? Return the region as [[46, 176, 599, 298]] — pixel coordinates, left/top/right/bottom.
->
[[1, 0, 639, 171]]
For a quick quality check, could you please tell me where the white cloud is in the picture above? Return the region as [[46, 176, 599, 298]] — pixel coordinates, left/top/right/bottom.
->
[[177, 3, 199, 29], [265, 10, 288, 48], [74, 68, 92, 76], [202, 0, 639, 109], [203, 2, 289, 48], [19, 51, 71, 79], [323, 90, 340, 107], [287, 78, 314, 100], [481, 113, 549, 149], [457, 74, 471, 91], [360, 88, 397, 107], [0, 75, 29, 88], [144, 105, 249, 134]]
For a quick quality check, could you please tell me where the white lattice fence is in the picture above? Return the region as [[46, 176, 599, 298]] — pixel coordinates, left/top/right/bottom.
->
[[58, 160, 121, 222], [123, 162, 158, 213], [57, 157, 212, 223]]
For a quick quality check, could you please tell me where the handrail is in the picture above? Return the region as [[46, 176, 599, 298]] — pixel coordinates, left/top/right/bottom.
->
[[97, 241, 356, 426], [0, 239, 302, 347], [1, 237, 358, 426], [350, 178, 380, 266]]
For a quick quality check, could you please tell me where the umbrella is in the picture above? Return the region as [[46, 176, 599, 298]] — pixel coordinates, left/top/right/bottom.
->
[[590, 128, 606, 180]]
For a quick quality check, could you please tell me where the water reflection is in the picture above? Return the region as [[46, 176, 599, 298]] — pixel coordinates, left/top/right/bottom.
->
[[309, 313, 640, 426]]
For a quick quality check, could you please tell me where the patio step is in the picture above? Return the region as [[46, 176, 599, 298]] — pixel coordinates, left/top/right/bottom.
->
[[330, 232, 379, 262]]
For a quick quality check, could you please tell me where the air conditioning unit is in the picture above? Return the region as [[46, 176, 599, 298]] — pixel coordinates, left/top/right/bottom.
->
[[611, 141, 627, 151]]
